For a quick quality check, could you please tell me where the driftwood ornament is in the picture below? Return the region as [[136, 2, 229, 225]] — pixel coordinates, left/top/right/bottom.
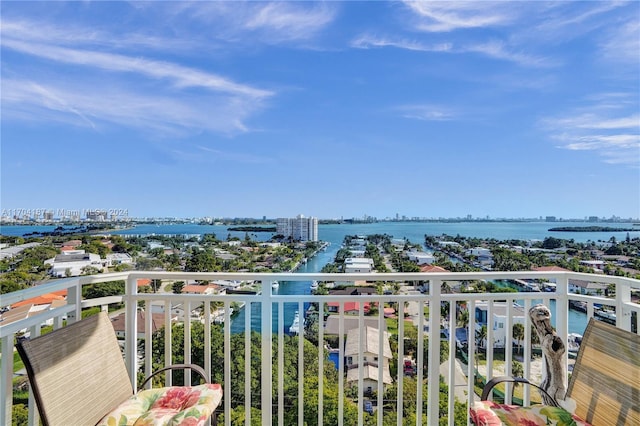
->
[[529, 304, 567, 405]]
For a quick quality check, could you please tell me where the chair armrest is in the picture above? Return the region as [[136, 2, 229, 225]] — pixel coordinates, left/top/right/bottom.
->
[[138, 364, 210, 391], [481, 376, 560, 407]]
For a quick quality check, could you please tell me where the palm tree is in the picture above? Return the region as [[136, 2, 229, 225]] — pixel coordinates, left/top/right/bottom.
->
[[457, 306, 469, 328], [513, 323, 525, 355], [475, 324, 488, 369], [512, 360, 524, 380], [476, 325, 487, 350]]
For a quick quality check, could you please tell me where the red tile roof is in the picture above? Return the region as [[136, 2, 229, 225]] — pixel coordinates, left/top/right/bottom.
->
[[327, 301, 371, 312], [137, 278, 152, 287], [12, 291, 67, 308]]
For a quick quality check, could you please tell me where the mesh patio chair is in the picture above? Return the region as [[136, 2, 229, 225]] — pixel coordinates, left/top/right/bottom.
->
[[16, 311, 222, 426], [470, 318, 640, 426]]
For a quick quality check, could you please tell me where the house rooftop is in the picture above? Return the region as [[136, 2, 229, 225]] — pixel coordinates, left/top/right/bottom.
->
[[324, 315, 385, 336], [345, 326, 392, 358]]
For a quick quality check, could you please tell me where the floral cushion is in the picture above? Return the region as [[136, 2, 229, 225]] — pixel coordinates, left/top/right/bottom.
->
[[97, 383, 223, 426], [470, 400, 591, 426]]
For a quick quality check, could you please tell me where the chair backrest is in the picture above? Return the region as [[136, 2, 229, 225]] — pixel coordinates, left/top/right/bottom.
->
[[567, 318, 640, 425], [17, 312, 134, 426]]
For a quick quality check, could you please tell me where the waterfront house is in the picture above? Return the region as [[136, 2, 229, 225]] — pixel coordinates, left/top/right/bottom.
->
[[345, 326, 393, 394], [419, 265, 449, 273], [182, 283, 219, 295], [45, 250, 103, 277], [407, 251, 435, 265], [475, 302, 526, 348], [569, 278, 609, 295], [344, 257, 374, 273]]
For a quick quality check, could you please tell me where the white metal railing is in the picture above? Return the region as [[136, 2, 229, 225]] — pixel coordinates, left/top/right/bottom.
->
[[1, 271, 639, 426]]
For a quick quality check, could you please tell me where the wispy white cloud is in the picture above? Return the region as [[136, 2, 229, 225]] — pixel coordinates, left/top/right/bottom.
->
[[2, 78, 260, 136], [0, 19, 194, 52], [397, 104, 456, 122], [551, 114, 640, 130], [599, 18, 640, 64], [542, 99, 640, 166], [170, 1, 336, 44], [243, 2, 334, 39], [2, 38, 272, 99], [351, 34, 551, 67], [531, 1, 627, 39], [351, 34, 451, 52], [403, 1, 515, 32], [463, 41, 555, 68]]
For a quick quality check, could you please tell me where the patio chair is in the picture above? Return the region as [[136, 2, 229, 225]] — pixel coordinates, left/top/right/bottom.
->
[[470, 317, 640, 426], [16, 311, 222, 426]]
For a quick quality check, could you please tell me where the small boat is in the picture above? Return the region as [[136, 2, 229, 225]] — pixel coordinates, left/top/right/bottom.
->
[[289, 311, 300, 334], [569, 300, 587, 312], [595, 309, 616, 324], [271, 281, 279, 290], [310, 281, 319, 291], [567, 333, 582, 352]]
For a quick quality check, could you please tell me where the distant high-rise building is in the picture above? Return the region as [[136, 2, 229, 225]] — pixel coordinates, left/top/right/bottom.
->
[[86, 210, 107, 221], [276, 214, 318, 241], [546, 216, 556, 222]]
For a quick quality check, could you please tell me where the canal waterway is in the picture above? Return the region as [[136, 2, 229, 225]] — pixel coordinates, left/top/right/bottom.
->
[[5, 221, 630, 335]]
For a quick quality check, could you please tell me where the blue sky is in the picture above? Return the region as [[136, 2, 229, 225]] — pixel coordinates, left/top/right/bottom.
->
[[1, 1, 639, 221]]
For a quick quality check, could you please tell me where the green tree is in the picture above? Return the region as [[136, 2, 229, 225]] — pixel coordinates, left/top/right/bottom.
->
[[512, 360, 524, 379], [83, 280, 125, 298], [513, 323, 525, 354], [172, 281, 185, 294]]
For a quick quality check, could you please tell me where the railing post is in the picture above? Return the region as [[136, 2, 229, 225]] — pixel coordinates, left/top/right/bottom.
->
[[616, 276, 632, 332], [428, 279, 441, 426], [1, 335, 13, 426], [125, 274, 138, 390], [261, 280, 273, 425], [66, 278, 81, 324], [556, 274, 569, 378]]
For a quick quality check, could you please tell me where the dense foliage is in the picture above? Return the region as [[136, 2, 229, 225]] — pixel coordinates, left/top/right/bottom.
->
[[147, 322, 467, 425]]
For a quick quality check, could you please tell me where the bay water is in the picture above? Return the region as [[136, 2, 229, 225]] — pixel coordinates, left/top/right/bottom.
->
[[4, 221, 637, 335]]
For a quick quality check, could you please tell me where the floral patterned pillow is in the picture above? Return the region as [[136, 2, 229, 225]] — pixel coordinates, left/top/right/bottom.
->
[[470, 400, 591, 426], [97, 383, 223, 426]]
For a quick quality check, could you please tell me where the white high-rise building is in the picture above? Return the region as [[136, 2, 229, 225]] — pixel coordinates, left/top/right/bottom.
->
[[276, 214, 318, 242]]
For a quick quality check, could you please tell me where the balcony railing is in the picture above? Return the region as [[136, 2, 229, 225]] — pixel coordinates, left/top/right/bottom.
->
[[2, 271, 639, 425]]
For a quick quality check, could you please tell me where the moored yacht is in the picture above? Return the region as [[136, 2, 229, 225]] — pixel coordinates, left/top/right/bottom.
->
[[289, 310, 300, 334]]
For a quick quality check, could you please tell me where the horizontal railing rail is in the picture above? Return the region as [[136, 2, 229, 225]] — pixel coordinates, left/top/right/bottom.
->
[[2, 271, 639, 426]]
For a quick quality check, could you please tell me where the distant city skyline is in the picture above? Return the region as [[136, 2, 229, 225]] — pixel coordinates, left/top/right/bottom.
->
[[1, 2, 639, 219], [0, 209, 637, 223]]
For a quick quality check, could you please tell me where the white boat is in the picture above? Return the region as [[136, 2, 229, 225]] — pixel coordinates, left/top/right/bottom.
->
[[310, 281, 319, 291], [567, 333, 582, 352], [271, 281, 279, 290], [595, 309, 616, 323], [289, 311, 300, 334]]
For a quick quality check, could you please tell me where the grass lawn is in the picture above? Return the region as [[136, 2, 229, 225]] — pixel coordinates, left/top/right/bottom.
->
[[474, 351, 544, 404], [385, 317, 415, 335], [13, 351, 24, 373]]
